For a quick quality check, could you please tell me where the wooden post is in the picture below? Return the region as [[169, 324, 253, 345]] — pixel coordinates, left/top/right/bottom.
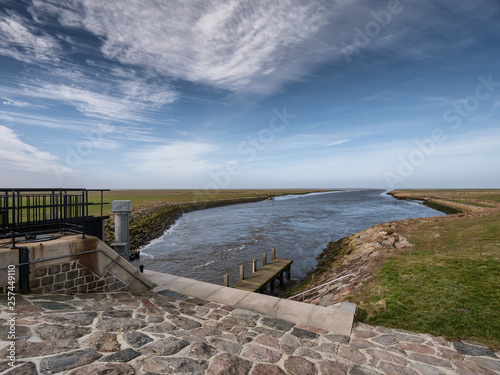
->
[[270, 278, 274, 293], [224, 274, 229, 287], [240, 265, 244, 281], [286, 265, 291, 279], [279, 272, 284, 286], [252, 258, 257, 273], [263, 253, 267, 266], [272, 247, 276, 260]]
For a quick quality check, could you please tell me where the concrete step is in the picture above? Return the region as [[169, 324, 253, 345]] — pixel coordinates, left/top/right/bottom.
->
[[145, 269, 355, 336]]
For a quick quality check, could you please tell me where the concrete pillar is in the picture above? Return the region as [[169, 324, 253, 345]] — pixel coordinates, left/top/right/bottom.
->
[[111, 200, 132, 259]]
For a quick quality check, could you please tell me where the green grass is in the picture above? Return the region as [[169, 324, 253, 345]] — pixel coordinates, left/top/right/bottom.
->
[[352, 209, 500, 349]]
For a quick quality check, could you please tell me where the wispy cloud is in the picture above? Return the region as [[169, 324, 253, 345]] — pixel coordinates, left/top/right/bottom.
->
[[0, 124, 66, 173], [2, 97, 30, 107], [327, 139, 352, 146], [127, 141, 219, 177], [0, 10, 60, 64]]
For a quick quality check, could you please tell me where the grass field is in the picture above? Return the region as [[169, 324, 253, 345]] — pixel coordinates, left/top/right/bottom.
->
[[352, 189, 500, 349], [88, 189, 330, 217]]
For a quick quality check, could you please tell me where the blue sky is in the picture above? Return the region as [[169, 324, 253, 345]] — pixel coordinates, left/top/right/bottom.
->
[[0, 0, 499, 189]]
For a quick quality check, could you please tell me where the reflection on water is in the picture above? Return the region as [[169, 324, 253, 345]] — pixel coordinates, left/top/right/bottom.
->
[[132, 189, 444, 285]]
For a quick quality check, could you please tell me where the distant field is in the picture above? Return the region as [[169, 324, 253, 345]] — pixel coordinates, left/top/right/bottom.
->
[[392, 189, 500, 208], [87, 189, 331, 217]]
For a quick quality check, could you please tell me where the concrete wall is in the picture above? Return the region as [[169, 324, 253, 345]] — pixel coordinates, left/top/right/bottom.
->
[[0, 235, 155, 294]]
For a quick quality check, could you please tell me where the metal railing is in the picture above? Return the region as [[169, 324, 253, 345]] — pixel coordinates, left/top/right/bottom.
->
[[287, 273, 356, 303], [0, 188, 109, 246]]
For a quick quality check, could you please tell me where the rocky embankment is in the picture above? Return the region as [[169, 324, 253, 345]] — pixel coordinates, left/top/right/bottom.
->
[[105, 197, 268, 250], [293, 220, 416, 306], [292, 192, 497, 308]]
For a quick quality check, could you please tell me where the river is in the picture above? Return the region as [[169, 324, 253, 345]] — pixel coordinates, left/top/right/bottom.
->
[[132, 189, 444, 285]]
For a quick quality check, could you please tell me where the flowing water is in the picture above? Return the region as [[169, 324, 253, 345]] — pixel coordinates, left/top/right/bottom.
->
[[133, 189, 444, 285]]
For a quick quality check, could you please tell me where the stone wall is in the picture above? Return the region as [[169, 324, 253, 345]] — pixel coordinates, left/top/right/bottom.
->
[[0, 235, 155, 294], [30, 260, 126, 294]]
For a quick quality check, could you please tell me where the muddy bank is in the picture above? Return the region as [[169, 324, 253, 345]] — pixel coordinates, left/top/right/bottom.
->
[[105, 197, 268, 250]]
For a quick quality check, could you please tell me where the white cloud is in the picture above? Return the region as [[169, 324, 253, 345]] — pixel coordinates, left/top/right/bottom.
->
[[32, 0, 331, 94], [2, 97, 30, 107], [0, 124, 68, 173], [127, 141, 219, 177], [327, 139, 352, 146], [0, 11, 60, 64]]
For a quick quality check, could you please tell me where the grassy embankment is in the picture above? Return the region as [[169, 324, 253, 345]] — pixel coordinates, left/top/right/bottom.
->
[[353, 189, 500, 349]]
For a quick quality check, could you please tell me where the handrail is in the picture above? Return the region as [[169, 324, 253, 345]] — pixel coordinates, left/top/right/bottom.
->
[[287, 273, 356, 302]]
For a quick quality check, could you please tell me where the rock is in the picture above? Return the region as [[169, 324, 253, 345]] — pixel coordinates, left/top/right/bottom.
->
[[284, 356, 317, 375], [122, 330, 153, 347], [34, 301, 73, 310], [366, 349, 407, 366], [398, 342, 435, 355], [453, 342, 498, 358], [186, 342, 218, 360], [208, 337, 243, 355], [68, 362, 135, 375], [291, 327, 319, 340], [0, 326, 30, 341], [42, 312, 97, 326], [280, 333, 300, 355], [411, 362, 449, 375], [338, 346, 367, 364], [3, 362, 37, 375], [381, 240, 394, 247], [84, 332, 121, 352], [468, 357, 500, 373], [146, 315, 164, 323], [251, 364, 286, 375], [101, 348, 141, 362], [207, 353, 252, 375], [379, 361, 420, 375], [0, 340, 79, 358], [241, 344, 282, 363], [319, 360, 349, 375], [168, 315, 203, 330], [350, 366, 382, 375], [139, 337, 189, 355], [261, 317, 295, 332], [143, 321, 176, 333], [408, 353, 451, 368], [254, 335, 279, 349], [372, 334, 399, 346], [294, 347, 322, 360], [40, 348, 101, 374], [34, 323, 91, 340], [96, 316, 147, 332], [140, 357, 207, 374]]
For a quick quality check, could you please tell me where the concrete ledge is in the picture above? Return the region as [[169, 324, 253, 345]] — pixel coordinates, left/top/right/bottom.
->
[[145, 269, 355, 335]]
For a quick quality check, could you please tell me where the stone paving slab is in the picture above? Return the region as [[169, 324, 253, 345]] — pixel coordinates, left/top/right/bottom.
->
[[0, 291, 498, 375]]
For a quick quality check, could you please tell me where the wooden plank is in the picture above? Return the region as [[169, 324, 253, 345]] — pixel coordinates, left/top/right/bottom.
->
[[233, 258, 293, 292]]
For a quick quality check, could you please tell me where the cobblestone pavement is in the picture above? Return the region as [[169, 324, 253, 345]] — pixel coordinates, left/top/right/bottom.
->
[[0, 291, 498, 375]]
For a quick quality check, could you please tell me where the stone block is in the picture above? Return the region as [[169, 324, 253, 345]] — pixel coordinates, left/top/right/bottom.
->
[[48, 264, 61, 275]]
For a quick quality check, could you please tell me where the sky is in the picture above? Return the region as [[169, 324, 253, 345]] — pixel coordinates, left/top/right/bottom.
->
[[0, 0, 499, 190]]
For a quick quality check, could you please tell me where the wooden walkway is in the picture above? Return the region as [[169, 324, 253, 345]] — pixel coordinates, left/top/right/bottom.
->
[[233, 258, 293, 293]]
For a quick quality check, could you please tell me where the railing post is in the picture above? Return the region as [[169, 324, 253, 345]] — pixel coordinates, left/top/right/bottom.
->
[[240, 264, 245, 281], [252, 258, 257, 273], [263, 253, 267, 266], [224, 273, 230, 287], [272, 247, 276, 260]]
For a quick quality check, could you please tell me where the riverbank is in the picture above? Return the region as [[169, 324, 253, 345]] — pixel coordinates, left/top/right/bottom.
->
[[105, 197, 269, 249], [287, 189, 500, 349], [104, 189, 333, 251]]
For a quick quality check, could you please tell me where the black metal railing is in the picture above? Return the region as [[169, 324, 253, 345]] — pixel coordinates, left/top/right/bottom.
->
[[0, 188, 109, 246]]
